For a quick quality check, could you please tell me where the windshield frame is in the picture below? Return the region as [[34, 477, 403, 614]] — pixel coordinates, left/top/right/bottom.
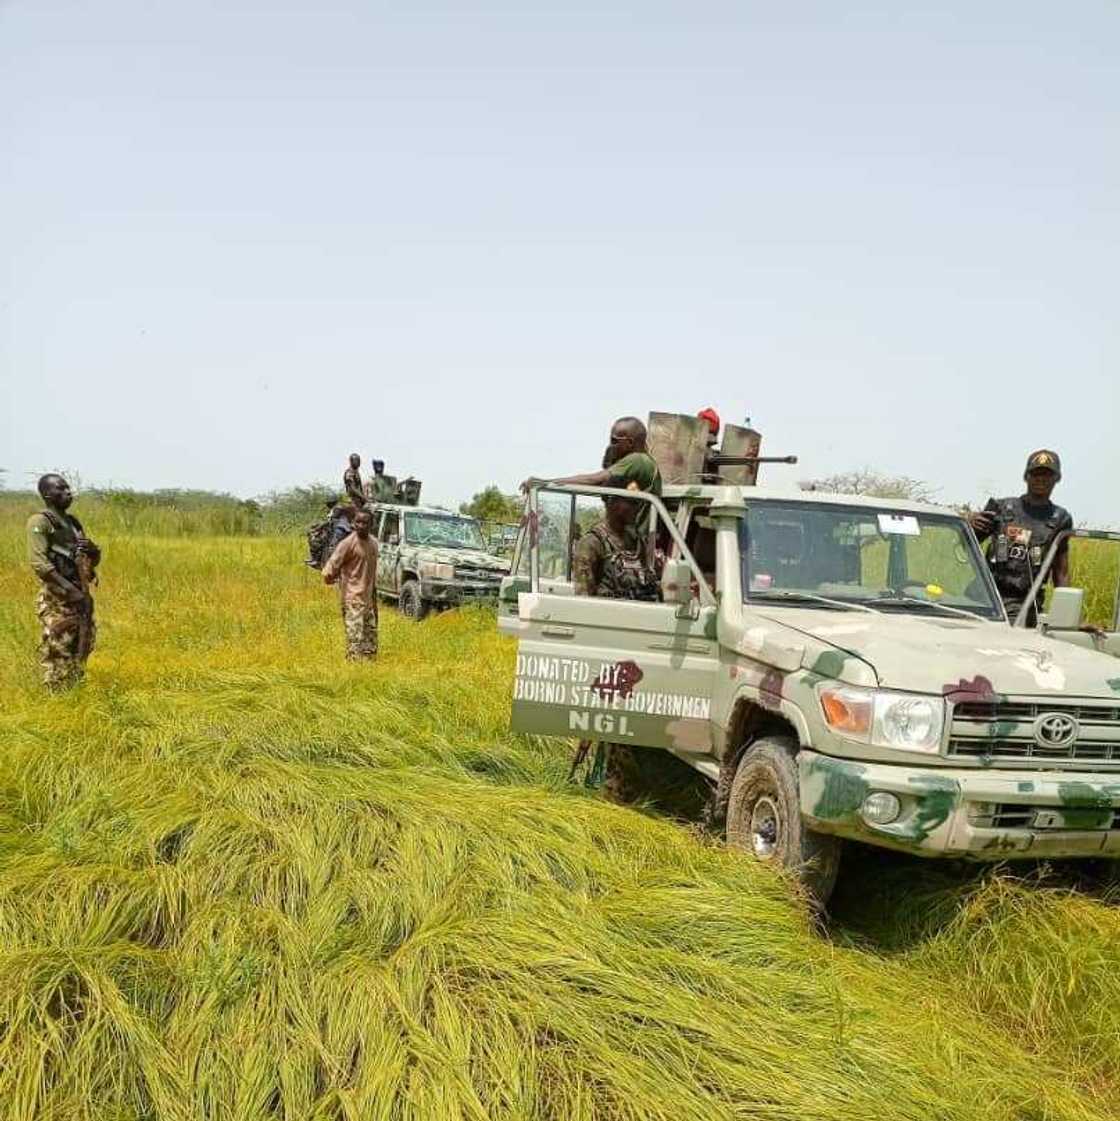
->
[[403, 512, 487, 550], [740, 499, 1004, 621]]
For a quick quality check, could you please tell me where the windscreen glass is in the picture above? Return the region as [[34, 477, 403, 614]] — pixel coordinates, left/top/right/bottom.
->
[[404, 514, 486, 550], [742, 502, 1002, 618]]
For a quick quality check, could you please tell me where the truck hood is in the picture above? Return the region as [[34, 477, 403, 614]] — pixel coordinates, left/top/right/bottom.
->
[[408, 545, 510, 572], [752, 607, 1120, 700]]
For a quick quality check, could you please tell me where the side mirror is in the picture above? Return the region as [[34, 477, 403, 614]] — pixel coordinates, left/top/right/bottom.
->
[[1044, 587, 1085, 630], [661, 558, 693, 607]]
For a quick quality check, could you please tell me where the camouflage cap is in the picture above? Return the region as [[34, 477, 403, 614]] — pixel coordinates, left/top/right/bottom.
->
[[1025, 449, 1061, 478]]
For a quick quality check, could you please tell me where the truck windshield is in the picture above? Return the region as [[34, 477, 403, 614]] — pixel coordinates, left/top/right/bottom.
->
[[741, 501, 1002, 619], [404, 514, 486, 550]]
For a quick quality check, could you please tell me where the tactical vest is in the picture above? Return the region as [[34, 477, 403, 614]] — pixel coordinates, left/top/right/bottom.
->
[[986, 497, 1069, 599], [40, 510, 89, 585], [587, 526, 659, 602]]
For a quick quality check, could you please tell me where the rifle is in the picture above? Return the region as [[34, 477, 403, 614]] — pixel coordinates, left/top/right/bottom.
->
[[74, 545, 96, 661], [567, 739, 593, 783]]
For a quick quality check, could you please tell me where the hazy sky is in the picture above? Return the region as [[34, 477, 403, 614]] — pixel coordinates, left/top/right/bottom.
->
[[1, 1, 1116, 521]]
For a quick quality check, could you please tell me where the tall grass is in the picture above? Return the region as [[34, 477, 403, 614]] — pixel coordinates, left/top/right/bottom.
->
[[1, 512, 1120, 1118]]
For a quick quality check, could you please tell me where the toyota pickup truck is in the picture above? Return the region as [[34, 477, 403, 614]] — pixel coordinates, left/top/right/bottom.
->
[[499, 481, 1120, 906]]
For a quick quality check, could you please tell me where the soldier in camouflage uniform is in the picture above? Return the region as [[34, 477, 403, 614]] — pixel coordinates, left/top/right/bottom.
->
[[343, 453, 365, 508], [364, 460, 396, 503], [26, 474, 101, 691], [572, 485, 661, 799], [571, 490, 660, 600]]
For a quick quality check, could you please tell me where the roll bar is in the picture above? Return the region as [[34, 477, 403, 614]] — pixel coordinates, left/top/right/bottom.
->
[[522, 483, 718, 608], [1014, 527, 1120, 630]]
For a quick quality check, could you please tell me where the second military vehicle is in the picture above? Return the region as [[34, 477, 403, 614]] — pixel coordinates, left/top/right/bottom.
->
[[498, 416, 1120, 906], [369, 502, 510, 619]]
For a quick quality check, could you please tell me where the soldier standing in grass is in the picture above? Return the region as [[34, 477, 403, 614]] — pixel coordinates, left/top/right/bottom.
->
[[969, 449, 1073, 625], [322, 507, 379, 661], [343, 453, 365, 508], [26, 473, 101, 691]]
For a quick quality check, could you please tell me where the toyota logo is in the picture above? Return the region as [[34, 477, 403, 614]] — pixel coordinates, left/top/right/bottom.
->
[[1033, 712, 1079, 749]]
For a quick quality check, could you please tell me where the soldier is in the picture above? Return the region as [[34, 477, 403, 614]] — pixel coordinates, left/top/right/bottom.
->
[[697, 407, 721, 481], [364, 459, 395, 503], [343, 453, 365, 507], [322, 507, 379, 661], [26, 474, 101, 690], [524, 416, 662, 499], [572, 488, 659, 600], [697, 407, 721, 452], [569, 484, 660, 793], [969, 449, 1073, 625]]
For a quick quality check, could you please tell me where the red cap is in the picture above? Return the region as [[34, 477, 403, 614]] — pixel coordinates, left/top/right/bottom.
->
[[697, 407, 721, 434]]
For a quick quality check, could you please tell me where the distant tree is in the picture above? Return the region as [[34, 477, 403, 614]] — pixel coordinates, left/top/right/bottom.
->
[[460, 486, 522, 524], [800, 469, 939, 504]]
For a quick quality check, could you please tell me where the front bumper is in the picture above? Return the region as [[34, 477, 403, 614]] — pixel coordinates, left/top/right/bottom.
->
[[799, 750, 1120, 859], [422, 578, 501, 605]]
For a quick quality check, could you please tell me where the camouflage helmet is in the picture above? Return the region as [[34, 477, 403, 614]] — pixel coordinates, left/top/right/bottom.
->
[[1025, 449, 1061, 479]]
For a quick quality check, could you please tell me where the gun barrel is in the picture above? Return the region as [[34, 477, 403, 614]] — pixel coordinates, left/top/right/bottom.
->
[[711, 454, 799, 466]]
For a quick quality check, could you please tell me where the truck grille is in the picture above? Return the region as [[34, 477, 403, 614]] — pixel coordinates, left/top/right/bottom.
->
[[455, 566, 502, 582], [970, 803, 1120, 831], [948, 701, 1120, 765]]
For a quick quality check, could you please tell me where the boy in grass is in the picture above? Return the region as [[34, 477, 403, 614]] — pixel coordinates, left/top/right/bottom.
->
[[322, 508, 379, 661]]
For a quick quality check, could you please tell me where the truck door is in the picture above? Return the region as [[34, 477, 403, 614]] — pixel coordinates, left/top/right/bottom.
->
[[508, 486, 720, 763], [378, 509, 401, 595]]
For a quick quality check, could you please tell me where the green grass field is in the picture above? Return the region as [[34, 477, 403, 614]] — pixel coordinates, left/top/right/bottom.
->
[[2, 495, 1120, 1120]]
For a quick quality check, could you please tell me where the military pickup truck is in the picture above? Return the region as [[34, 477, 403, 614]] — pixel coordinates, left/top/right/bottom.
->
[[499, 481, 1120, 906], [369, 503, 510, 619]]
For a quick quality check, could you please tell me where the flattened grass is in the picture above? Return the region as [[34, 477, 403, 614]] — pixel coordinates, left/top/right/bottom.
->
[[1, 528, 1120, 1119]]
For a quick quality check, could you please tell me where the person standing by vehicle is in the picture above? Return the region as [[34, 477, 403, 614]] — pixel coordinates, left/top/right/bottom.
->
[[26, 474, 101, 690], [343, 453, 365, 508], [969, 449, 1073, 625], [322, 507, 379, 661]]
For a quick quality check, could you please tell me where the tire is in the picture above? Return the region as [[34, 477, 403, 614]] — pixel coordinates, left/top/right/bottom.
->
[[398, 579, 429, 621], [726, 735, 842, 910], [604, 744, 709, 816]]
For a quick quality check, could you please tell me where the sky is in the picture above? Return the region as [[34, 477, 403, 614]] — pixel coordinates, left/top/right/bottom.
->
[[1, 1, 1116, 522]]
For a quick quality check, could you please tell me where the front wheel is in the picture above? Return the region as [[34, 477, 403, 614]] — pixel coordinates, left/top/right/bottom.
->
[[726, 736, 842, 910], [398, 579, 429, 621]]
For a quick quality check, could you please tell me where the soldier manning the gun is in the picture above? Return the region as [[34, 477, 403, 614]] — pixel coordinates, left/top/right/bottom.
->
[[322, 507, 379, 661], [364, 459, 395, 504], [969, 450, 1073, 626], [697, 407, 721, 481], [26, 474, 101, 690], [343, 453, 365, 508]]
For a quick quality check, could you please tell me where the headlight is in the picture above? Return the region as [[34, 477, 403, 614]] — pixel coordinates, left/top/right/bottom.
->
[[420, 562, 454, 581], [819, 685, 944, 753]]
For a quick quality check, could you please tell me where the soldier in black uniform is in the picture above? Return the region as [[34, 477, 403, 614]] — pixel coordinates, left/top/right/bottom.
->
[[969, 450, 1073, 625]]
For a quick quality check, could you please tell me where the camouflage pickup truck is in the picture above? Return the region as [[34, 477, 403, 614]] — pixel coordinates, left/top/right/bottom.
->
[[499, 482, 1120, 906], [370, 502, 510, 619]]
